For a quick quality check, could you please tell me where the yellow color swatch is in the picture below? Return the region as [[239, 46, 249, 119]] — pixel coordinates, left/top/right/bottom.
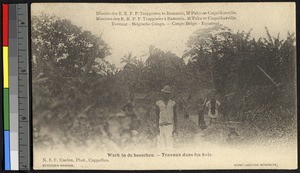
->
[[3, 46, 9, 88]]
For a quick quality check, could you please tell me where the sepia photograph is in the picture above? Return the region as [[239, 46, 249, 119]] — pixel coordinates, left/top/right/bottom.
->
[[31, 2, 297, 170]]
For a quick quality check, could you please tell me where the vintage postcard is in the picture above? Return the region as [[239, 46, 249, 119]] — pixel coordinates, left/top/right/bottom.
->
[[31, 2, 297, 170]]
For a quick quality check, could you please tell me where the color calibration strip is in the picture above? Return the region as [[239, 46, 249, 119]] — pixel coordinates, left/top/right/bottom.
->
[[3, 4, 11, 170], [2, 4, 30, 170]]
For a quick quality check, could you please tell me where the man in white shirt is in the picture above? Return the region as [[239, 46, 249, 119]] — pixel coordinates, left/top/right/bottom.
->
[[206, 95, 221, 125], [155, 85, 178, 149]]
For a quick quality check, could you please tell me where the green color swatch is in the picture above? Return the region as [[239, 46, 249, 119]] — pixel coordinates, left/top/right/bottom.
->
[[3, 88, 10, 130]]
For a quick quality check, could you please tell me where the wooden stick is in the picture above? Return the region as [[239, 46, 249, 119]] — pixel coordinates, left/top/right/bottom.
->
[[256, 65, 278, 86]]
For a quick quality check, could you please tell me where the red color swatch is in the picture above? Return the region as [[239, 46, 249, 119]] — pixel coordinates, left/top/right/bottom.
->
[[2, 4, 9, 46]]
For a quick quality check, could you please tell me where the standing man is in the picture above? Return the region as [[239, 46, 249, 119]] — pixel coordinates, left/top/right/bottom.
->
[[206, 95, 221, 125], [198, 97, 207, 130], [155, 85, 178, 149], [121, 93, 136, 119]]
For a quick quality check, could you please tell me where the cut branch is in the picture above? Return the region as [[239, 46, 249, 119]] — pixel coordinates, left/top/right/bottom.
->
[[256, 65, 280, 86]]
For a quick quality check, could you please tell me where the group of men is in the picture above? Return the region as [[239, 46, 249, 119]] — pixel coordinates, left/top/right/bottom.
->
[[121, 85, 220, 149]]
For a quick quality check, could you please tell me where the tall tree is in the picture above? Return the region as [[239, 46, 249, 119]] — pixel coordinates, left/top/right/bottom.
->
[[32, 14, 112, 96], [32, 14, 111, 81], [145, 46, 186, 91], [32, 14, 114, 123]]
